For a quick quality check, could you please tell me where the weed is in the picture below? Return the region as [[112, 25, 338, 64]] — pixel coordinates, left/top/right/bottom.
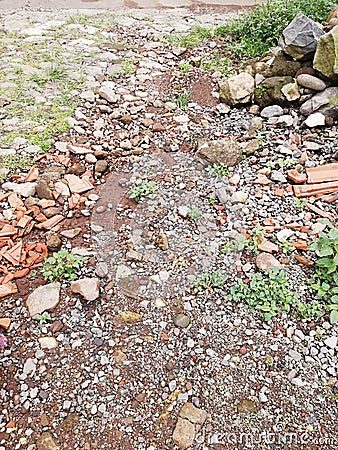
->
[[42, 249, 85, 282], [209, 196, 216, 205], [296, 301, 323, 321], [179, 62, 193, 73], [173, 91, 190, 111], [294, 197, 308, 209], [0, 154, 35, 181], [266, 158, 297, 170], [278, 237, 295, 253], [215, 0, 336, 58], [187, 206, 202, 222], [167, 26, 212, 48], [200, 55, 232, 76], [220, 239, 238, 254], [265, 356, 274, 366], [206, 163, 229, 177], [229, 269, 298, 321], [35, 311, 52, 324], [309, 220, 338, 324], [194, 270, 227, 292], [128, 180, 157, 203], [238, 226, 266, 253]]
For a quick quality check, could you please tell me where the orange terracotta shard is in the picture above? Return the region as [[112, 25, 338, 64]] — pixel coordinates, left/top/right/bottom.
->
[[3, 241, 22, 266], [258, 239, 279, 253], [13, 268, 30, 278], [0, 224, 16, 237], [0, 282, 17, 298], [17, 215, 32, 228], [293, 181, 338, 198], [306, 163, 338, 184], [0, 317, 11, 330], [291, 239, 308, 251], [286, 169, 307, 184], [24, 166, 39, 182], [8, 193, 24, 208], [64, 174, 94, 194], [295, 254, 314, 266], [35, 214, 64, 230], [306, 203, 335, 222]]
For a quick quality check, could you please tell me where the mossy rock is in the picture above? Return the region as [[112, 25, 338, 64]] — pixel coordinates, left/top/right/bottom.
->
[[254, 76, 293, 107]]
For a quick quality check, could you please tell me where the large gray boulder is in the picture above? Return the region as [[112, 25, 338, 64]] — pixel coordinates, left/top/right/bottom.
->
[[219, 72, 254, 106], [300, 87, 338, 119], [313, 25, 338, 82], [280, 13, 324, 60], [254, 76, 293, 107]]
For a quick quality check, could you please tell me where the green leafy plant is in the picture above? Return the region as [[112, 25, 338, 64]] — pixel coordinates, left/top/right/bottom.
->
[[215, 0, 336, 58], [194, 270, 227, 292], [229, 269, 298, 321], [187, 206, 202, 222], [167, 26, 212, 48], [296, 301, 323, 321], [309, 220, 338, 324], [220, 239, 238, 254], [238, 226, 266, 253], [35, 311, 52, 324], [209, 196, 216, 205], [200, 55, 232, 76], [206, 163, 229, 177], [42, 249, 85, 282], [179, 62, 193, 73], [265, 356, 274, 367], [174, 91, 190, 111], [128, 180, 157, 203], [294, 197, 308, 209]]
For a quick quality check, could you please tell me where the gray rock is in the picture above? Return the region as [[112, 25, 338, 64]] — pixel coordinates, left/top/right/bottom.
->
[[324, 336, 337, 349], [270, 170, 287, 183], [26, 283, 61, 318], [174, 313, 190, 328], [230, 191, 248, 204], [197, 139, 242, 167], [95, 160, 108, 174], [304, 112, 326, 127], [256, 253, 282, 271], [23, 358, 36, 375], [219, 72, 255, 106], [35, 179, 54, 200], [260, 105, 284, 118], [280, 13, 324, 60], [95, 261, 109, 278], [313, 25, 338, 82], [70, 278, 100, 301], [296, 74, 326, 91], [98, 84, 118, 103], [2, 181, 36, 197], [289, 349, 302, 362]]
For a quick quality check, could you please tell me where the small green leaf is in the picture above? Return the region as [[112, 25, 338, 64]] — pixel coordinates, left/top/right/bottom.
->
[[330, 309, 338, 324]]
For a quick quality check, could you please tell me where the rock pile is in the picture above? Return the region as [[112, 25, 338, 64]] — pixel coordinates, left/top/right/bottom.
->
[[220, 9, 338, 126]]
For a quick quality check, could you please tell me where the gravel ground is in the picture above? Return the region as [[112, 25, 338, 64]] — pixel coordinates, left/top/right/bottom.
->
[[0, 5, 337, 450]]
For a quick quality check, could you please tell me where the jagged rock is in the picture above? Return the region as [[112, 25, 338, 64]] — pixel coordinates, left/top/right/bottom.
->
[[304, 112, 326, 127], [281, 82, 301, 102], [296, 74, 326, 91], [197, 139, 242, 167], [313, 25, 338, 82], [300, 87, 338, 118], [36, 432, 60, 450], [172, 403, 207, 449], [253, 50, 301, 77], [280, 13, 324, 60], [35, 179, 54, 200], [219, 72, 254, 106], [255, 76, 293, 107], [26, 283, 61, 318], [46, 233, 62, 251], [70, 278, 100, 301]]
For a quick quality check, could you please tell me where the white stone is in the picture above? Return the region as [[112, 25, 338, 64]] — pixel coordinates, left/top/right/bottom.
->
[[26, 283, 61, 318], [304, 113, 325, 128]]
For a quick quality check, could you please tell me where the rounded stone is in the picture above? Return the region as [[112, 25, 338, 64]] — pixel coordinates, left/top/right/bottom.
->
[[95, 160, 108, 174], [296, 74, 326, 91], [174, 313, 190, 328]]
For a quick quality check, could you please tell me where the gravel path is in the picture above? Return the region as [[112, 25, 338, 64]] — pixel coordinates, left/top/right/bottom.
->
[[0, 6, 337, 450]]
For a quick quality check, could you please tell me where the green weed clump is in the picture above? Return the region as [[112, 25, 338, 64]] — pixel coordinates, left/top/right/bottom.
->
[[216, 0, 336, 58], [309, 220, 338, 324], [229, 269, 298, 321], [42, 249, 85, 282]]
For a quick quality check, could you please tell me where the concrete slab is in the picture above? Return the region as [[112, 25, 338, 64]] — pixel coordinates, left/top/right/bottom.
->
[[0, 0, 259, 10]]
